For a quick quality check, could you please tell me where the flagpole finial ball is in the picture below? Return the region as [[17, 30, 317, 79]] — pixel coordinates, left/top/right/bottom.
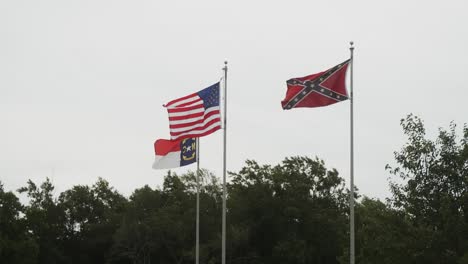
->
[[350, 41, 354, 46]]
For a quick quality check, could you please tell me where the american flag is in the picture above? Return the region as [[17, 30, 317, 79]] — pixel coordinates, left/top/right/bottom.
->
[[165, 82, 221, 140]]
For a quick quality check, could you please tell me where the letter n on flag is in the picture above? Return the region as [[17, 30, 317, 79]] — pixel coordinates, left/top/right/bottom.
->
[[281, 60, 350, 109], [152, 138, 197, 169]]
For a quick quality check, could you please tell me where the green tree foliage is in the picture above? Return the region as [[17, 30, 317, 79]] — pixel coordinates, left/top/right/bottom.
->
[[18, 178, 68, 264], [2, 114, 468, 263], [17, 177, 127, 264], [0, 182, 38, 264], [228, 157, 349, 264], [387, 114, 468, 263], [108, 170, 222, 264], [58, 178, 127, 264], [354, 197, 415, 264]]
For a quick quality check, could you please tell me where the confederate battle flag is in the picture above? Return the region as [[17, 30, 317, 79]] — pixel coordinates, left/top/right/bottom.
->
[[281, 60, 350, 109]]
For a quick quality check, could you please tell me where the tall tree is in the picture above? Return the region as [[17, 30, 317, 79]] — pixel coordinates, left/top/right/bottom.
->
[[18, 178, 68, 264], [59, 178, 127, 264], [0, 182, 38, 264], [387, 114, 468, 263], [108, 170, 222, 264], [228, 157, 349, 264], [353, 197, 416, 264]]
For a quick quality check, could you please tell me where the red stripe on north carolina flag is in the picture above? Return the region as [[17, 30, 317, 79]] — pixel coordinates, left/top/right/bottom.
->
[[154, 139, 181, 156]]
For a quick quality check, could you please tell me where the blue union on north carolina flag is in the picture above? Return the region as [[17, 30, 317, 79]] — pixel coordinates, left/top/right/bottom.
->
[[152, 138, 197, 169]]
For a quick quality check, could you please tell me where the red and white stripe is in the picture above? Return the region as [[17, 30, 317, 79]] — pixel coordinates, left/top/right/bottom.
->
[[152, 139, 183, 169], [166, 92, 221, 140]]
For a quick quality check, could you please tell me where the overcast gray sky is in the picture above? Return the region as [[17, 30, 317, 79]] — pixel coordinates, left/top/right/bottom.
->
[[1, 0, 467, 201]]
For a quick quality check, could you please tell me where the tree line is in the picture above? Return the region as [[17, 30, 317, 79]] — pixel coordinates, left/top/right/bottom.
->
[[1, 115, 467, 264]]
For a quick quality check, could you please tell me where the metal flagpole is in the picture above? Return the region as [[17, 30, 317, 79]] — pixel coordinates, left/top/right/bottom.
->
[[349, 41, 355, 264], [222, 61, 228, 264], [196, 138, 200, 264]]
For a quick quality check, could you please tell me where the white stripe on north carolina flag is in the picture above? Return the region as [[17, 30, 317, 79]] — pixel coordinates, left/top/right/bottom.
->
[[152, 151, 181, 169]]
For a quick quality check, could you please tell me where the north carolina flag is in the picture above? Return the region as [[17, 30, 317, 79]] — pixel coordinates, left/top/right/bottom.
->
[[152, 138, 197, 169]]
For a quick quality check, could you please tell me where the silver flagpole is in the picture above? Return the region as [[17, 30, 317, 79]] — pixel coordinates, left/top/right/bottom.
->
[[222, 61, 228, 264], [196, 138, 200, 264], [349, 41, 355, 264]]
